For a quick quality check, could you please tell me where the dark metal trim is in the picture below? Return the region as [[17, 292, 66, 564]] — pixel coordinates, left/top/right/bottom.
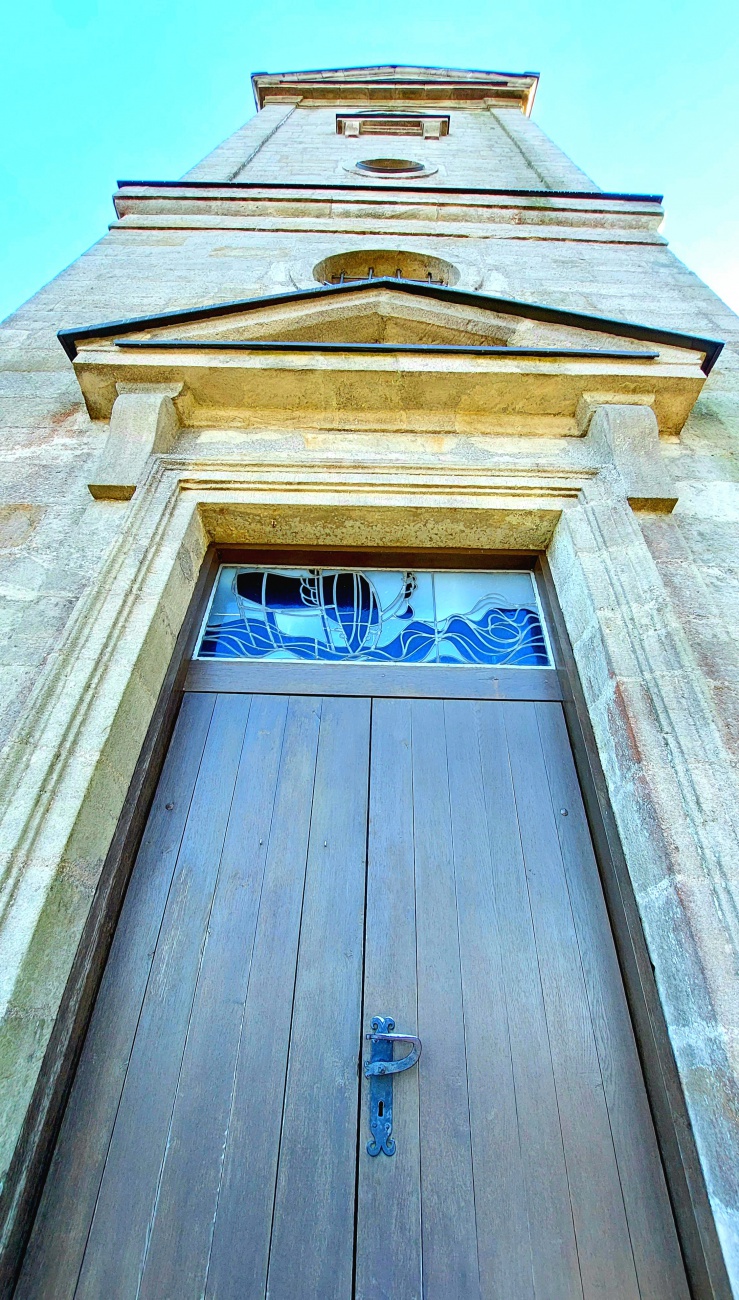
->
[[0, 552, 219, 1300], [216, 546, 539, 570], [256, 77, 532, 90], [535, 554, 732, 1300], [251, 62, 539, 81], [115, 178, 663, 203], [113, 338, 659, 361], [58, 277, 722, 373]]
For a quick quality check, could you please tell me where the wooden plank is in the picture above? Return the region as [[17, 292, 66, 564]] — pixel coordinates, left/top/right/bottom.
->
[[476, 703, 583, 1300], [265, 695, 371, 1300], [503, 701, 640, 1300], [16, 692, 216, 1300], [355, 698, 422, 1300], [444, 700, 534, 1299], [535, 702, 689, 1299], [203, 695, 322, 1299], [185, 660, 562, 702], [137, 693, 290, 1298], [217, 547, 538, 572], [410, 699, 481, 1300], [72, 693, 252, 1300]]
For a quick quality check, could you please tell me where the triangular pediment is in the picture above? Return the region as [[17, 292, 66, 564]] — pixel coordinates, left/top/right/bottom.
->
[[112, 286, 517, 349], [61, 279, 722, 436], [60, 278, 722, 366]]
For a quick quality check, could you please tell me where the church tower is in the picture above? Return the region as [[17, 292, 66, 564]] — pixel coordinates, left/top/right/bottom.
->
[[1, 67, 738, 1299]]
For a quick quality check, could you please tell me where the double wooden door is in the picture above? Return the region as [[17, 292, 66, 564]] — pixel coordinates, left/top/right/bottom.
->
[[19, 682, 689, 1298]]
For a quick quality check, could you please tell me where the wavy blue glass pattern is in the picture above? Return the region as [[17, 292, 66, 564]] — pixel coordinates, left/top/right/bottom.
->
[[196, 567, 550, 666]]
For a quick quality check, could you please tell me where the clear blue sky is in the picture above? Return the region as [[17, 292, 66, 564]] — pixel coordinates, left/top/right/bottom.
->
[[1, 0, 737, 324]]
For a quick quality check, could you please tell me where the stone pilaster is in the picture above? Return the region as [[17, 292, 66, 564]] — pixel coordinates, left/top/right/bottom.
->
[[491, 108, 598, 190], [182, 101, 300, 182]]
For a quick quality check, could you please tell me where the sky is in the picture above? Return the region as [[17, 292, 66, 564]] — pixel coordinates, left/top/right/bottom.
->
[[1, 0, 737, 325]]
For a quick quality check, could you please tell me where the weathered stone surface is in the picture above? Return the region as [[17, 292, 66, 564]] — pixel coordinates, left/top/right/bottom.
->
[[584, 402, 678, 509], [88, 385, 182, 499]]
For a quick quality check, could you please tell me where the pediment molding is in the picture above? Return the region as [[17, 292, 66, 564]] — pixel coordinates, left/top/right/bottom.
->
[[250, 66, 539, 112], [61, 279, 722, 437], [59, 277, 722, 367]]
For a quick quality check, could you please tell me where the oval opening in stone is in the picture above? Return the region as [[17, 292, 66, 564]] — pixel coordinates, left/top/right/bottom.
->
[[355, 157, 426, 175], [313, 249, 459, 287]]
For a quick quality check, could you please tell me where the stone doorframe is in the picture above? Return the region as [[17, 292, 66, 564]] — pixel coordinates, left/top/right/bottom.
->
[[0, 453, 737, 1299]]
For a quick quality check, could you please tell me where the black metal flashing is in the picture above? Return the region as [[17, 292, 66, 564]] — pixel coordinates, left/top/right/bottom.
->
[[114, 339, 660, 361], [335, 112, 451, 120], [58, 276, 723, 374], [251, 63, 540, 79], [114, 179, 664, 204]]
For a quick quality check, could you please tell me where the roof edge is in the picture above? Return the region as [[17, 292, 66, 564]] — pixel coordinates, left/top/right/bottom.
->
[[250, 65, 539, 111], [114, 180, 663, 205], [58, 277, 723, 375]]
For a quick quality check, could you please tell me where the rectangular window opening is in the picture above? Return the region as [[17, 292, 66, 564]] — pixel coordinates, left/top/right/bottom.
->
[[336, 113, 450, 138], [194, 566, 552, 668]]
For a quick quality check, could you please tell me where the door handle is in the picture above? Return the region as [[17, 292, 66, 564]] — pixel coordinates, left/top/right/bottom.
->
[[364, 1015, 422, 1157]]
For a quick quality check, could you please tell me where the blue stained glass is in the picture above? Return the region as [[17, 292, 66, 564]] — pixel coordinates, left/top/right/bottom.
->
[[196, 567, 550, 667]]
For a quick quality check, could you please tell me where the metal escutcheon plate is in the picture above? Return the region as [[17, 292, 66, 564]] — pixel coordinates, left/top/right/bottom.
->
[[364, 1016, 422, 1157]]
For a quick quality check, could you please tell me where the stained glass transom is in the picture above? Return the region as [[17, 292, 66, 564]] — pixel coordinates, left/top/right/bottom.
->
[[195, 568, 550, 667]]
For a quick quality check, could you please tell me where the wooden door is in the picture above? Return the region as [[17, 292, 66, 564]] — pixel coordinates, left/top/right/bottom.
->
[[18, 683, 689, 1299]]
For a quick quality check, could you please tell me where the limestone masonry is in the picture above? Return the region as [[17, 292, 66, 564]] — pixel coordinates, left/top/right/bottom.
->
[[1, 65, 738, 1295]]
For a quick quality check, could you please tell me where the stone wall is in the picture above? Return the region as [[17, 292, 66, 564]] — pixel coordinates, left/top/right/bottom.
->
[[1, 75, 739, 1291], [185, 101, 596, 189], [1, 214, 735, 758]]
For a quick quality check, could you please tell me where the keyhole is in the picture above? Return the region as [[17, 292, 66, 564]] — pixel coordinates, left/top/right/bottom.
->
[[378, 1101, 384, 1117]]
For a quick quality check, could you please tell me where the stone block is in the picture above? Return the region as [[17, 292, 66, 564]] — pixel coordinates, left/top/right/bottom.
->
[[88, 384, 182, 500], [582, 402, 679, 511]]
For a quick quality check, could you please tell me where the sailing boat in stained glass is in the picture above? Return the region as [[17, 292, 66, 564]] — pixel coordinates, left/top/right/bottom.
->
[[196, 567, 550, 667]]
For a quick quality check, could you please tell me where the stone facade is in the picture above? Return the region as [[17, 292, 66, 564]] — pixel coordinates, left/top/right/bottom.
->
[[0, 65, 738, 1294]]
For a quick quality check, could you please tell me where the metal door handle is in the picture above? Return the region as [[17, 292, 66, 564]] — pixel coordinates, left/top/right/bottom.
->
[[364, 1032, 422, 1076], [364, 1015, 422, 1157]]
